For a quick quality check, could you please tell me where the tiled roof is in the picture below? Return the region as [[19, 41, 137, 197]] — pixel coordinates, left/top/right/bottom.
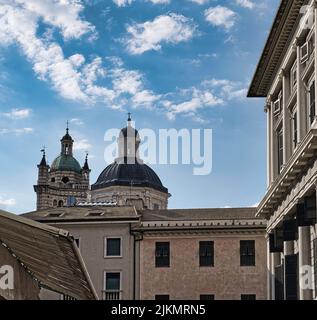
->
[[22, 205, 139, 222], [139, 207, 260, 221]]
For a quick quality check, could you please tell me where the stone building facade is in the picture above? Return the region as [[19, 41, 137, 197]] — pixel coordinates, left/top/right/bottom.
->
[[136, 208, 267, 300], [34, 128, 90, 210], [248, 0, 317, 300], [23, 205, 141, 300], [23, 206, 267, 300]]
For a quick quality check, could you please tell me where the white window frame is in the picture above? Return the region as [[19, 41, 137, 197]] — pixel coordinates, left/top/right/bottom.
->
[[273, 97, 281, 115], [300, 42, 309, 64], [290, 60, 297, 92], [104, 237, 122, 258], [307, 75, 316, 127], [103, 270, 122, 300]]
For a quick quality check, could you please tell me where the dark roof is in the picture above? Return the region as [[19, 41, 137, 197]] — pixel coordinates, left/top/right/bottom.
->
[[83, 157, 90, 171], [22, 205, 139, 223], [140, 207, 260, 221], [92, 161, 168, 193], [39, 154, 47, 167], [61, 128, 73, 141], [248, 0, 306, 97]]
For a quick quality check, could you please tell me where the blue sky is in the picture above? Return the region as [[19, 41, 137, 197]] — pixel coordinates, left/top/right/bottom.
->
[[0, 0, 278, 213]]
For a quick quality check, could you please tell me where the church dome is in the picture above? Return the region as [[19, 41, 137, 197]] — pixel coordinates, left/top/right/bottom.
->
[[51, 155, 82, 173], [91, 162, 168, 193]]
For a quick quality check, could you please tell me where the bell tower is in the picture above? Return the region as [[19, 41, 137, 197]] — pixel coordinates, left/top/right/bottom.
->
[[34, 125, 90, 210]]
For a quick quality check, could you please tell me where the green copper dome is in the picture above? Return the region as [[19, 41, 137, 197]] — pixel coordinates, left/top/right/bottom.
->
[[51, 155, 82, 173]]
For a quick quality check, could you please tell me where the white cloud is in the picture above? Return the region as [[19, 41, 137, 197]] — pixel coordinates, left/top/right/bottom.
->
[[112, 68, 143, 95], [113, 0, 170, 6], [250, 202, 259, 208], [235, 0, 255, 9], [73, 138, 92, 151], [164, 88, 223, 120], [189, 0, 209, 4], [202, 78, 247, 100], [13, 0, 95, 40], [70, 118, 84, 126], [0, 127, 34, 135], [204, 6, 237, 30], [148, 0, 170, 3], [1, 108, 31, 119], [132, 90, 161, 109], [0, 197, 16, 207], [112, 0, 133, 6], [161, 77, 247, 121], [125, 13, 197, 54]]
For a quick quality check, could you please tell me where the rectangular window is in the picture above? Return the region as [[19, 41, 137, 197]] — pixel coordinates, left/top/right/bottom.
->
[[285, 254, 298, 300], [292, 109, 298, 149], [241, 294, 256, 300], [290, 61, 297, 91], [240, 240, 255, 266], [155, 242, 170, 268], [200, 295, 215, 300], [274, 264, 284, 300], [153, 203, 160, 210], [104, 272, 121, 300], [155, 295, 170, 300], [309, 80, 315, 125], [105, 238, 121, 257], [199, 241, 214, 267], [300, 42, 309, 63], [277, 128, 284, 174]]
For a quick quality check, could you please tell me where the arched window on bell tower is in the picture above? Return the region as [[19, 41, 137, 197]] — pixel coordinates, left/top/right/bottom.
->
[[60, 124, 73, 156]]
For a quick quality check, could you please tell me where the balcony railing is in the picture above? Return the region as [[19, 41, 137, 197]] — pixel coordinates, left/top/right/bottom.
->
[[102, 290, 122, 300]]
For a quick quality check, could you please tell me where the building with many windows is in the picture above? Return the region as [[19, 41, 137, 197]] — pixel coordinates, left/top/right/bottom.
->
[[248, 0, 317, 300], [136, 208, 266, 300], [23, 206, 267, 300], [27, 116, 267, 300], [23, 205, 139, 300]]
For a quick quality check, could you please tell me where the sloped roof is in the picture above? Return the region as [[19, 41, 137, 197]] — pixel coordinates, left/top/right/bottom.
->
[[22, 205, 139, 223], [140, 207, 259, 221], [0, 209, 97, 300]]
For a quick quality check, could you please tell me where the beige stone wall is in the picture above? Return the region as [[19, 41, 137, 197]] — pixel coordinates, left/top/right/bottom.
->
[[140, 233, 267, 300], [91, 186, 169, 209], [44, 222, 136, 300]]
